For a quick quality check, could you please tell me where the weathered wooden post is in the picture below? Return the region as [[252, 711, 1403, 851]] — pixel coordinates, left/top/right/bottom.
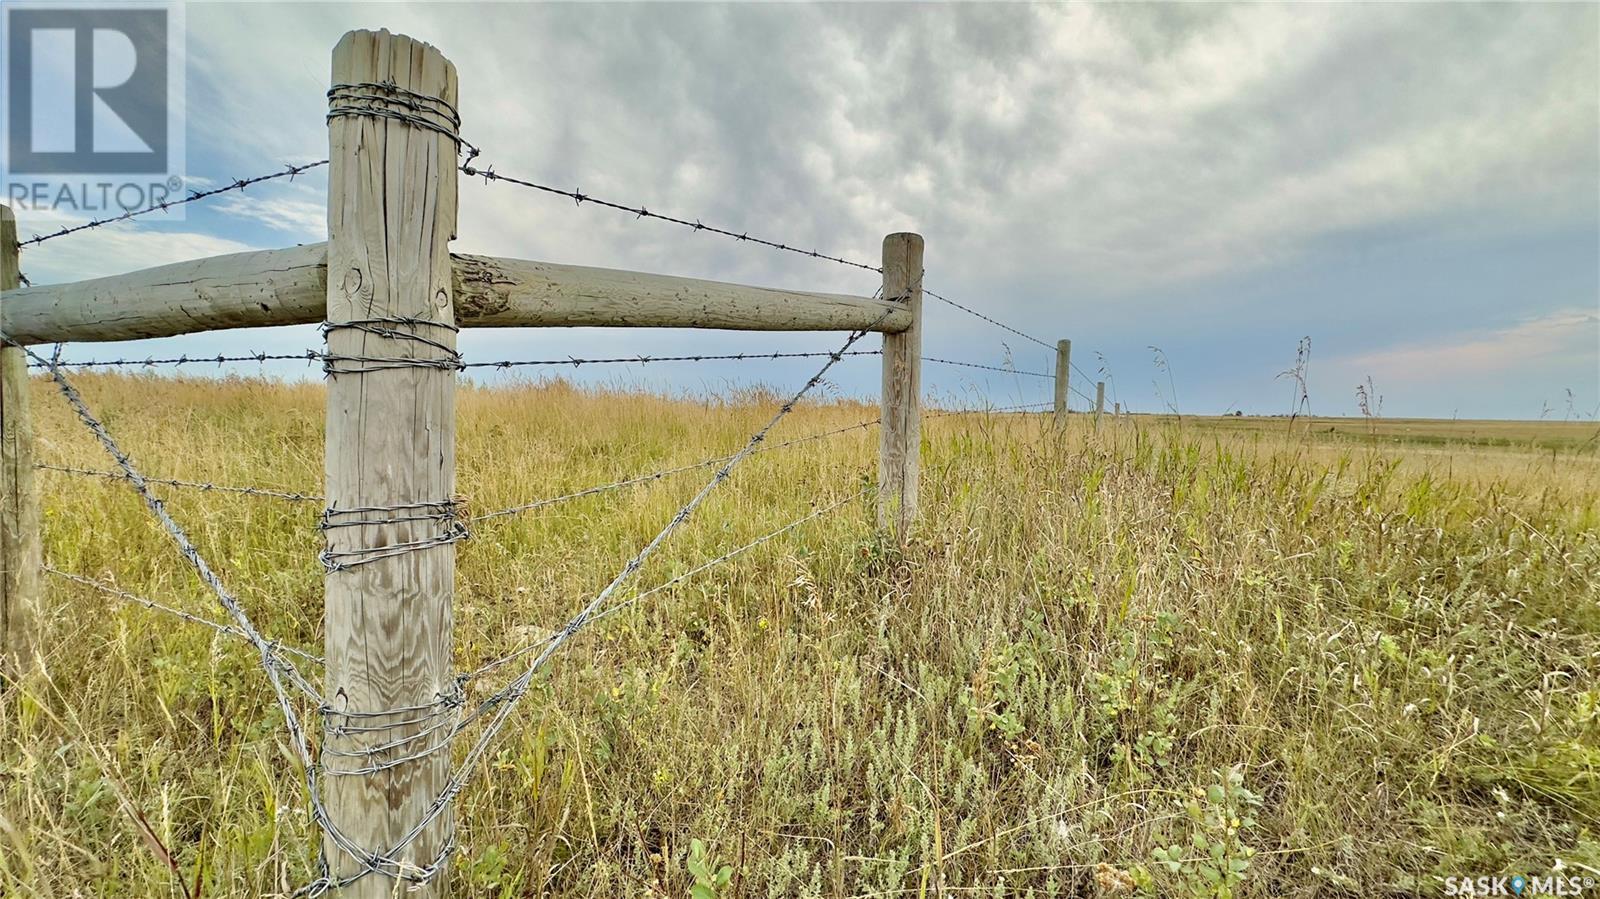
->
[[323, 30, 459, 895], [879, 233, 923, 536], [1095, 381, 1106, 417], [0, 205, 41, 681], [1054, 339, 1071, 422]]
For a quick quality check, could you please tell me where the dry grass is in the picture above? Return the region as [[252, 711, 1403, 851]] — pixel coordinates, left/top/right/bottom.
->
[[1, 372, 1597, 897], [1169, 414, 1600, 454]]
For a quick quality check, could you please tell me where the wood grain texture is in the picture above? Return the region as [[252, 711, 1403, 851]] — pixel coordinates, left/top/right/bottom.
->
[[0, 244, 328, 345], [1054, 339, 1071, 421], [0, 205, 40, 681], [878, 233, 923, 536], [452, 253, 910, 332], [322, 30, 457, 896], [0, 248, 908, 344], [1096, 381, 1106, 416]]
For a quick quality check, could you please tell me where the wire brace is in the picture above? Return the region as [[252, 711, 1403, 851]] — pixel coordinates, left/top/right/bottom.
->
[[16, 161, 328, 248]]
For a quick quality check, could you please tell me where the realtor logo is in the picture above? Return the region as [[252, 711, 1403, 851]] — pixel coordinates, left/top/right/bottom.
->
[[2, 2, 185, 214]]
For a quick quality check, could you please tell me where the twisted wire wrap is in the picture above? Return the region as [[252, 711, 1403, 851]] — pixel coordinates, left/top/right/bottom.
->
[[317, 501, 470, 573], [319, 316, 465, 376], [326, 80, 476, 156]]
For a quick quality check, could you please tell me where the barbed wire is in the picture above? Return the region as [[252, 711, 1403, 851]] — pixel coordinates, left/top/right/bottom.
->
[[11, 338, 459, 885], [472, 416, 879, 523], [922, 288, 1054, 351], [17, 334, 454, 897], [467, 349, 880, 369], [341, 316, 892, 884], [6, 338, 363, 862], [328, 81, 478, 158], [925, 401, 1053, 418], [459, 158, 882, 275], [460, 487, 867, 684], [455, 153, 1068, 358], [35, 391, 1050, 522], [35, 415, 878, 520], [36, 463, 322, 502], [28, 351, 321, 370], [46, 567, 323, 666], [922, 356, 1052, 379], [9, 134, 1102, 888], [13, 161, 328, 249], [1071, 359, 1099, 385], [1072, 384, 1096, 405], [29, 348, 879, 371]]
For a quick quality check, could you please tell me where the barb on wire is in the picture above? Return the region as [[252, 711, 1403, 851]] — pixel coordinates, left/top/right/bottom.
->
[[472, 416, 880, 522], [15, 161, 328, 249], [922, 356, 1052, 379], [47, 567, 323, 666], [459, 157, 882, 275], [460, 487, 867, 684], [17, 272, 30, 287], [922, 288, 1054, 351], [28, 351, 320, 370], [36, 462, 322, 502], [342, 316, 892, 879]]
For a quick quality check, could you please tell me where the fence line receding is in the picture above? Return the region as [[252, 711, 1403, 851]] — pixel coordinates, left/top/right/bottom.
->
[[0, 26, 1105, 897]]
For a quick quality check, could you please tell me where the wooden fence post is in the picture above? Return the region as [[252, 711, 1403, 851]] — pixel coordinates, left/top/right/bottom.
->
[[0, 205, 41, 682], [1095, 381, 1106, 417], [1054, 339, 1071, 422], [879, 232, 923, 537], [323, 30, 459, 896]]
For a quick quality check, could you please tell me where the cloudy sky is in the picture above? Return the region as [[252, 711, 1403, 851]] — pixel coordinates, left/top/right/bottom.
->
[[13, 2, 1599, 419]]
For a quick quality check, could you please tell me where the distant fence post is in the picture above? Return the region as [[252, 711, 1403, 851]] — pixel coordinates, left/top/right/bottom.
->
[[1054, 339, 1071, 422], [0, 205, 40, 682], [323, 29, 459, 896], [879, 232, 923, 537], [1095, 381, 1106, 417]]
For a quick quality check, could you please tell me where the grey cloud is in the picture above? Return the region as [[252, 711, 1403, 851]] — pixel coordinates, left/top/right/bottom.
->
[[22, 2, 1596, 418]]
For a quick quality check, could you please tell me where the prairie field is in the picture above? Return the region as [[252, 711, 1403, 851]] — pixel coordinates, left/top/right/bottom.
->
[[1, 373, 1598, 898], [1173, 415, 1600, 455]]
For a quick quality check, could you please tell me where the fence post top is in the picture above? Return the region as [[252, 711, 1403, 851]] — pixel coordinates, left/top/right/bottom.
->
[[335, 27, 443, 51], [883, 232, 923, 249], [0, 204, 12, 225], [332, 29, 457, 87]]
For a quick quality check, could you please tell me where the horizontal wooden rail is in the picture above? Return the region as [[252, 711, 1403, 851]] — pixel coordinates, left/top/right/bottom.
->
[[0, 244, 910, 345]]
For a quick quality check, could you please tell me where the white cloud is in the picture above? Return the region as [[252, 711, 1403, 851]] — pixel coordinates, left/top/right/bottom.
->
[[1330, 309, 1599, 384], [18, 228, 256, 284], [212, 193, 326, 239]]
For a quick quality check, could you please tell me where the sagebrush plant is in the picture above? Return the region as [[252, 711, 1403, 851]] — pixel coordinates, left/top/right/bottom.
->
[[1, 373, 1597, 897], [1151, 765, 1261, 898]]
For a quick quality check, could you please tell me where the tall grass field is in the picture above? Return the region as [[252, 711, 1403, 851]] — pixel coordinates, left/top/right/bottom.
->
[[2, 373, 1597, 897]]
